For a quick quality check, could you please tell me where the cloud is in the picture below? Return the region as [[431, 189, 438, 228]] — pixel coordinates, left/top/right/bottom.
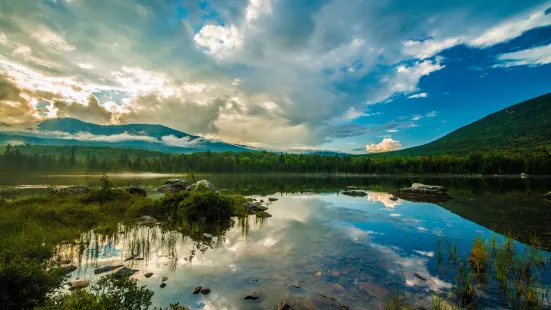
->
[[54, 95, 113, 124], [366, 137, 403, 153], [194, 25, 244, 59], [495, 43, 551, 67], [411, 115, 423, 121], [160, 135, 205, 148], [403, 38, 462, 60], [407, 92, 427, 99], [426, 111, 438, 117]]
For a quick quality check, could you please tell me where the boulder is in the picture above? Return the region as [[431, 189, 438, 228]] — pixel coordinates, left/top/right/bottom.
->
[[201, 288, 211, 295], [50, 186, 91, 196], [268, 198, 278, 202], [242, 202, 269, 213], [160, 283, 167, 288], [256, 211, 272, 218], [203, 233, 214, 239], [389, 196, 398, 201], [156, 179, 188, 193], [186, 180, 217, 191], [345, 186, 359, 190], [113, 266, 139, 279], [193, 286, 202, 294], [278, 302, 293, 310], [243, 291, 260, 300], [94, 265, 123, 275], [162, 276, 169, 282], [136, 215, 157, 224], [126, 187, 147, 197], [60, 265, 77, 274], [393, 183, 453, 203], [342, 190, 368, 197], [68, 279, 90, 290], [144, 272, 154, 278]]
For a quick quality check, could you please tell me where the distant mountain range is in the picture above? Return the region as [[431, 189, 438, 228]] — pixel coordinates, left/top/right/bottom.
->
[[0, 118, 254, 153], [376, 92, 551, 157]]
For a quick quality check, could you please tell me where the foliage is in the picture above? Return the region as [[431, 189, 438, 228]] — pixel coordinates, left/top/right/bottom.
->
[[39, 274, 153, 310], [468, 236, 489, 273]]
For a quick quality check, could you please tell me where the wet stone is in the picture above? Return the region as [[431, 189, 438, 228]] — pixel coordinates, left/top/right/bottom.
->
[[144, 272, 154, 278], [160, 283, 167, 288], [200, 288, 211, 295], [162, 276, 169, 282], [193, 286, 202, 294], [278, 302, 293, 310], [243, 291, 260, 300]]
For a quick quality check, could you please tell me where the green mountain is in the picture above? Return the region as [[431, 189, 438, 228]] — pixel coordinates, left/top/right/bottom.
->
[[385, 92, 551, 156], [0, 118, 254, 154]]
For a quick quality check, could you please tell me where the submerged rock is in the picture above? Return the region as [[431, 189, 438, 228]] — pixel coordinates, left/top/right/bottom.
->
[[268, 198, 278, 202], [60, 265, 77, 274], [256, 211, 272, 218], [342, 190, 368, 197], [200, 288, 211, 295], [126, 187, 147, 197], [193, 286, 202, 294], [389, 196, 398, 201], [50, 186, 91, 196], [113, 266, 139, 279], [144, 272, 154, 278], [68, 279, 90, 290], [393, 183, 453, 203], [94, 265, 123, 275], [186, 180, 217, 191], [242, 202, 269, 213], [243, 291, 260, 300], [156, 179, 188, 193], [162, 276, 169, 282], [160, 283, 167, 288], [278, 302, 293, 310]]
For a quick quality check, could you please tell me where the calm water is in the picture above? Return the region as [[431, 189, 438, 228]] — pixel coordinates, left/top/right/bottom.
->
[[3, 174, 551, 308]]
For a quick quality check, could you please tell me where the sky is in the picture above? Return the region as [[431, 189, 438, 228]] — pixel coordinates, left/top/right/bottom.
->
[[1, 0, 551, 154]]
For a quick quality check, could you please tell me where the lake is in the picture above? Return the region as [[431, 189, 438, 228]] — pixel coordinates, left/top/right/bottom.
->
[[2, 174, 551, 309]]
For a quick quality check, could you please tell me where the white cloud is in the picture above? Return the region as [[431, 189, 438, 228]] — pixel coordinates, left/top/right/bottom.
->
[[194, 25, 244, 59], [411, 115, 423, 121], [495, 43, 551, 67], [469, 5, 551, 48], [387, 129, 398, 133], [31, 29, 76, 52], [407, 92, 427, 99], [426, 111, 438, 117], [403, 38, 462, 60], [0, 33, 7, 46], [245, 0, 272, 23], [160, 135, 205, 147], [366, 138, 403, 153]]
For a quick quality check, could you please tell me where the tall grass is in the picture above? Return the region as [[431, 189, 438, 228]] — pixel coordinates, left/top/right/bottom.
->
[[468, 235, 489, 273]]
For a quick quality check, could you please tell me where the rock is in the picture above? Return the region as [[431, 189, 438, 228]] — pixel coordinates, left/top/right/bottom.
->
[[200, 288, 211, 295], [256, 211, 272, 218], [291, 282, 300, 288], [68, 279, 90, 290], [136, 215, 157, 224], [243, 291, 260, 300], [162, 276, 169, 282], [193, 286, 202, 294], [278, 302, 293, 310], [339, 306, 350, 310], [269, 198, 278, 202], [543, 191, 551, 199], [113, 266, 139, 279], [203, 233, 214, 239], [345, 186, 359, 190], [393, 183, 453, 203], [94, 265, 123, 275], [124, 255, 138, 261], [125, 187, 147, 197], [50, 186, 91, 196], [241, 202, 269, 213], [160, 283, 167, 288], [414, 273, 427, 281], [144, 272, 154, 278], [186, 180, 216, 191], [342, 190, 368, 197], [157, 179, 188, 193], [389, 196, 398, 201], [60, 265, 77, 274]]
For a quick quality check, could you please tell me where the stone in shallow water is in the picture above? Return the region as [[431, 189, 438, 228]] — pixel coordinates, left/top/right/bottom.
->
[[278, 302, 293, 310], [60, 265, 77, 274], [200, 287, 211, 295], [269, 197, 278, 202], [193, 286, 202, 294], [243, 291, 260, 300], [94, 265, 123, 275], [68, 279, 89, 290], [256, 211, 272, 218], [144, 272, 153, 278], [203, 233, 213, 238], [342, 190, 367, 197], [162, 276, 169, 282], [187, 180, 216, 191], [113, 266, 139, 279], [160, 283, 167, 288]]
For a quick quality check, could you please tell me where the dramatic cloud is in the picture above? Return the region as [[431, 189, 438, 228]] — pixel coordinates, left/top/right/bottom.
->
[[496, 43, 551, 67], [366, 138, 403, 153]]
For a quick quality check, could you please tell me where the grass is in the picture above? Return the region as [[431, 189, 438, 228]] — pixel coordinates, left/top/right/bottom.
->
[[468, 235, 489, 273]]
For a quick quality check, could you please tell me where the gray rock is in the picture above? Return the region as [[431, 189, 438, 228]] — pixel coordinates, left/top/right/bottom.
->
[[256, 211, 272, 218], [60, 265, 77, 274], [193, 286, 202, 294], [144, 272, 154, 278], [160, 283, 167, 288], [126, 187, 147, 197], [200, 287, 211, 295], [203, 233, 214, 239], [389, 196, 398, 201], [186, 180, 217, 191], [94, 265, 123, 275], [243, 291, 260, 300], [113, 266, 139, 279], [342, 190, 368, 197], [157, 179, 188, 193], [278, 302, 293, 310], [242, 202, 269, 213], [162, 276, 169, 282], [393, 183, 453, 203], [345, 186, 359, 190], [136, 215, 157, 224], [50, 186, 91, 196], [268, 198, 278, 202], [411, 183, 446, 192], [68, 279, 90, 290]]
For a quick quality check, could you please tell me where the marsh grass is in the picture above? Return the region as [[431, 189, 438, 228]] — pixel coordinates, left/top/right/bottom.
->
[[384, 290, 408, 310], [468, 235, 489, 273]]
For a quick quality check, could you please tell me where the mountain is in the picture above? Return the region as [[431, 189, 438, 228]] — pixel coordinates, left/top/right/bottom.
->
[[380, 92, 551, 157], [0, 118, 254, 154]]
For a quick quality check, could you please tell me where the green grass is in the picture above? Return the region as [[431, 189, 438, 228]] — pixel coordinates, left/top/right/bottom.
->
[[468, 235, 489, 273]]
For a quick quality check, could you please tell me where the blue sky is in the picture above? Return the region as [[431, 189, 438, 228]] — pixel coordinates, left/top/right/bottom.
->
[[0, 0, 551, 153]]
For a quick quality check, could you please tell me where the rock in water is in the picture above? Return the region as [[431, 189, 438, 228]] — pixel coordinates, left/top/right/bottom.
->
[[393, 183, 453, 203], [345, 186, 359, 190], [126, 187, 147, 197], [243, 291, 260, 300], [278, 302, 293, 310], [389, 196, 398, 201], [192, 286, 202, 294], [60, 265, 77, 274], [136, 215, 157, 224], [144, 272, 154, 278], [256, 211, 272, 218], [162, 276, 169, 282], [160, 283, 167, 288], [156, 179, 188, 193], [68, 279, 90, 290], [94, 265, 123, 275], [50, 186, 91, 196], [203, 233, 214, 239], [342, 190, 368, 197], [269, 198, 278, 202], [186, 180, 217, 191], [200, 288, 211, 295], [113, 266, 139, 279], [414, 273, 427, 281], [242, 202, 269, 213]]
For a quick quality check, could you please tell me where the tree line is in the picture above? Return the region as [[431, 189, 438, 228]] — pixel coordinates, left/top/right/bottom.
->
[[1, 144, 551, 175]]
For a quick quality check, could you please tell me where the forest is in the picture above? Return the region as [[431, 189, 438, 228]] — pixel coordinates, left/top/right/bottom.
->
[[2, 144, 551, 175]]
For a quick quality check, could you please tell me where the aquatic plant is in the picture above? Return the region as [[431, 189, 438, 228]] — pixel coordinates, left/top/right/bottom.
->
[[431, 295, 445, 310], [384, 290, 407, 310], [454, 260, 481, 306], [468, 235, 489, 273]]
